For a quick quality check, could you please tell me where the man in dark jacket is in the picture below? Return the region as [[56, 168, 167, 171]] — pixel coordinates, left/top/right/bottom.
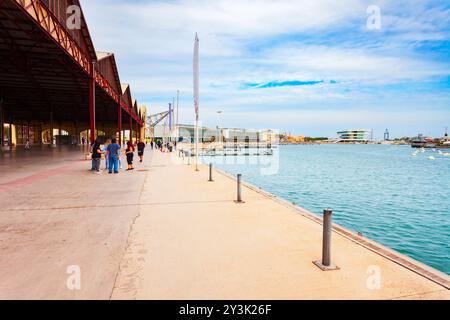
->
[[91, 139, 103, 174], [137, 140, 146, 163]]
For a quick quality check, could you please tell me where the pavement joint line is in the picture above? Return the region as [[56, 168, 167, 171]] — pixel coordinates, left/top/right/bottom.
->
[[110, 157, 153, 300], [390, 289, 448, 300], [0, 200, 237, 212], [390, 289, 447, 300]]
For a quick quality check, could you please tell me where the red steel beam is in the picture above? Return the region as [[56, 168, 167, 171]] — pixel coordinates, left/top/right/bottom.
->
[[12, 0, 143, 126], [89, 61, 95, 144], [13, 0, 92, 74]]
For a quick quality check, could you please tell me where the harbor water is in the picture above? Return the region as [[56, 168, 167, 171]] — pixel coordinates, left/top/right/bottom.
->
[[202, 144, 450, 274]]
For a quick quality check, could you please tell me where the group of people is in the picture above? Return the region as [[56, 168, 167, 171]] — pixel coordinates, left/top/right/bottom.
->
[[153, 140, 176, 153], [90, 138, 147, 174]]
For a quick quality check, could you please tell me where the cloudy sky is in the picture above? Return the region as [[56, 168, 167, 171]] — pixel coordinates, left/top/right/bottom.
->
[[82, 0, 450, 138]]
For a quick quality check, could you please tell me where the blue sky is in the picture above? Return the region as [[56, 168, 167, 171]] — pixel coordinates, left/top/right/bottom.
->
[[82, 0, 450, 139]]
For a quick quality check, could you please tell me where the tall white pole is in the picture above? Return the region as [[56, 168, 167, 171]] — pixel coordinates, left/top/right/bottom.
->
[[172, 97, 175, 142], [176, 90, 180, 141], [193, 33, 200, 171], [195, 114, 199, 171]]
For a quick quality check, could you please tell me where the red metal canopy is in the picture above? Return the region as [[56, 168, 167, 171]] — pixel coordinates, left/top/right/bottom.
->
[[0, 0, 144, 133]]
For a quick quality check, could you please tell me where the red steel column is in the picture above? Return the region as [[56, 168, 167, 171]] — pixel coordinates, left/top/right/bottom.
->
[[89, 62, 96, 145], [118, 105, 122, 145], [129, 117, 133, 143], [50, 112, 54, 145], [0, 100, 3, 147], [0, 88, 3, 147], [135, 121, 139, 141], [8, 116, 12, 146]]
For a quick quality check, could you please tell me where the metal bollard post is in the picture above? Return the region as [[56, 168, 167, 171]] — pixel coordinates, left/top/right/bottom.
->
[[235, 174, 244, 203], [188, 152, 191, 165], [208, 163, 214, 182], [313, 209, 339, 271], [322, 209, 332, 266]]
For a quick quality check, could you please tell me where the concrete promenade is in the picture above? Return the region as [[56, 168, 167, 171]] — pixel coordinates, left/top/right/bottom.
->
[[111, 150, 449, 300], [0, 147, 449, 299], [0, 146, 146, 299]]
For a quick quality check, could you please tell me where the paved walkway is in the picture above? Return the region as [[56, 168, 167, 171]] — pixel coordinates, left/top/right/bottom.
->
[[111, 151, 449, 300], [0, 147, 449, 299], [0, 146, 147, 299]]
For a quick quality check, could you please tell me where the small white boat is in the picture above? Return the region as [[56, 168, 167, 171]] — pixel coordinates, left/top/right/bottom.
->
[[428, 156, 435, 160]]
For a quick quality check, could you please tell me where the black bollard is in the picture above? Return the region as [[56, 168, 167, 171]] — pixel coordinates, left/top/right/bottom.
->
[[313, 209, 339, 271], [208, 163, 214, 182], [235, 174, 243, 203]]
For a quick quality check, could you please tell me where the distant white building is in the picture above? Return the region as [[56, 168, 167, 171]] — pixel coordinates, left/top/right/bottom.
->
[[337, 129, 372, 142], [152, 124, 209, 142], [221, 128, 279, 143], [152, 125, 279, 144]]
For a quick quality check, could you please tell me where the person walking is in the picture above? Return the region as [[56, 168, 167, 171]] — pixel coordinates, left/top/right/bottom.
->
[[150, 140, 154, 150], [25, 139, 31, 150], [137, 139, 146, 163], [125, 140, 135, 171], [91, 139, 103, 174], [107, 138, 121, 174], [90, 142, 96, 171], [103, 139, 111, 171]]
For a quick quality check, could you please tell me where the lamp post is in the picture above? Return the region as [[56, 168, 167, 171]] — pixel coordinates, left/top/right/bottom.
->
[[217, 111, 223, 150]]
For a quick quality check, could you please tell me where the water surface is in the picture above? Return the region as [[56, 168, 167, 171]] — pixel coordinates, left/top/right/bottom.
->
[[202, 144, 450, 274]]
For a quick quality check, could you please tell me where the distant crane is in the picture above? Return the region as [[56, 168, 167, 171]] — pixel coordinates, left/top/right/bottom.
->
[[147, 111, 170, 138]]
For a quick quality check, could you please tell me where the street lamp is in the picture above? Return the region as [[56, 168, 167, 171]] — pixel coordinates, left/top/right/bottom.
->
[[217, 111, 223, 149]]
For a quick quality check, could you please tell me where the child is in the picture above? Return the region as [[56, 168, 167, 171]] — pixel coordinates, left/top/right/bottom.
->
[[125, 141, 135, 171]]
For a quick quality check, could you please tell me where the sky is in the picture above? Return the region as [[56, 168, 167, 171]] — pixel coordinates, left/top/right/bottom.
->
[[81, 0, 450, 139]]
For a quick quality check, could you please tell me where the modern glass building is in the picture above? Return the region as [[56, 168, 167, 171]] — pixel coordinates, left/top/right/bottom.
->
[[337, 129, 372, 142]]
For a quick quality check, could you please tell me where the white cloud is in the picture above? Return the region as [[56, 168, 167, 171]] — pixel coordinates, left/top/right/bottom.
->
[[80, 0, 450, 136]]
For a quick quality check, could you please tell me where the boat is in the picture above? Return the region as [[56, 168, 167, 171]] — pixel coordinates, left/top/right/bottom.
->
[[411, 135, 436, 148]]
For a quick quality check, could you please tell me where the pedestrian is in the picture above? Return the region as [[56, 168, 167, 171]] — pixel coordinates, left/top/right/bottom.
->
[[107, 138, 121, 174], [90, 142, 96, 171], [91, 139, 103, 174], [137, 139, 146, 163], [103, 139, 111, 171], [150, 140, 154, 150], [25, 139, 31, 150], [125, 140, 135, 171]]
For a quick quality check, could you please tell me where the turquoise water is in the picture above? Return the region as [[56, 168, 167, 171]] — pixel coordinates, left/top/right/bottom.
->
[[202, 144, 450, 274]]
